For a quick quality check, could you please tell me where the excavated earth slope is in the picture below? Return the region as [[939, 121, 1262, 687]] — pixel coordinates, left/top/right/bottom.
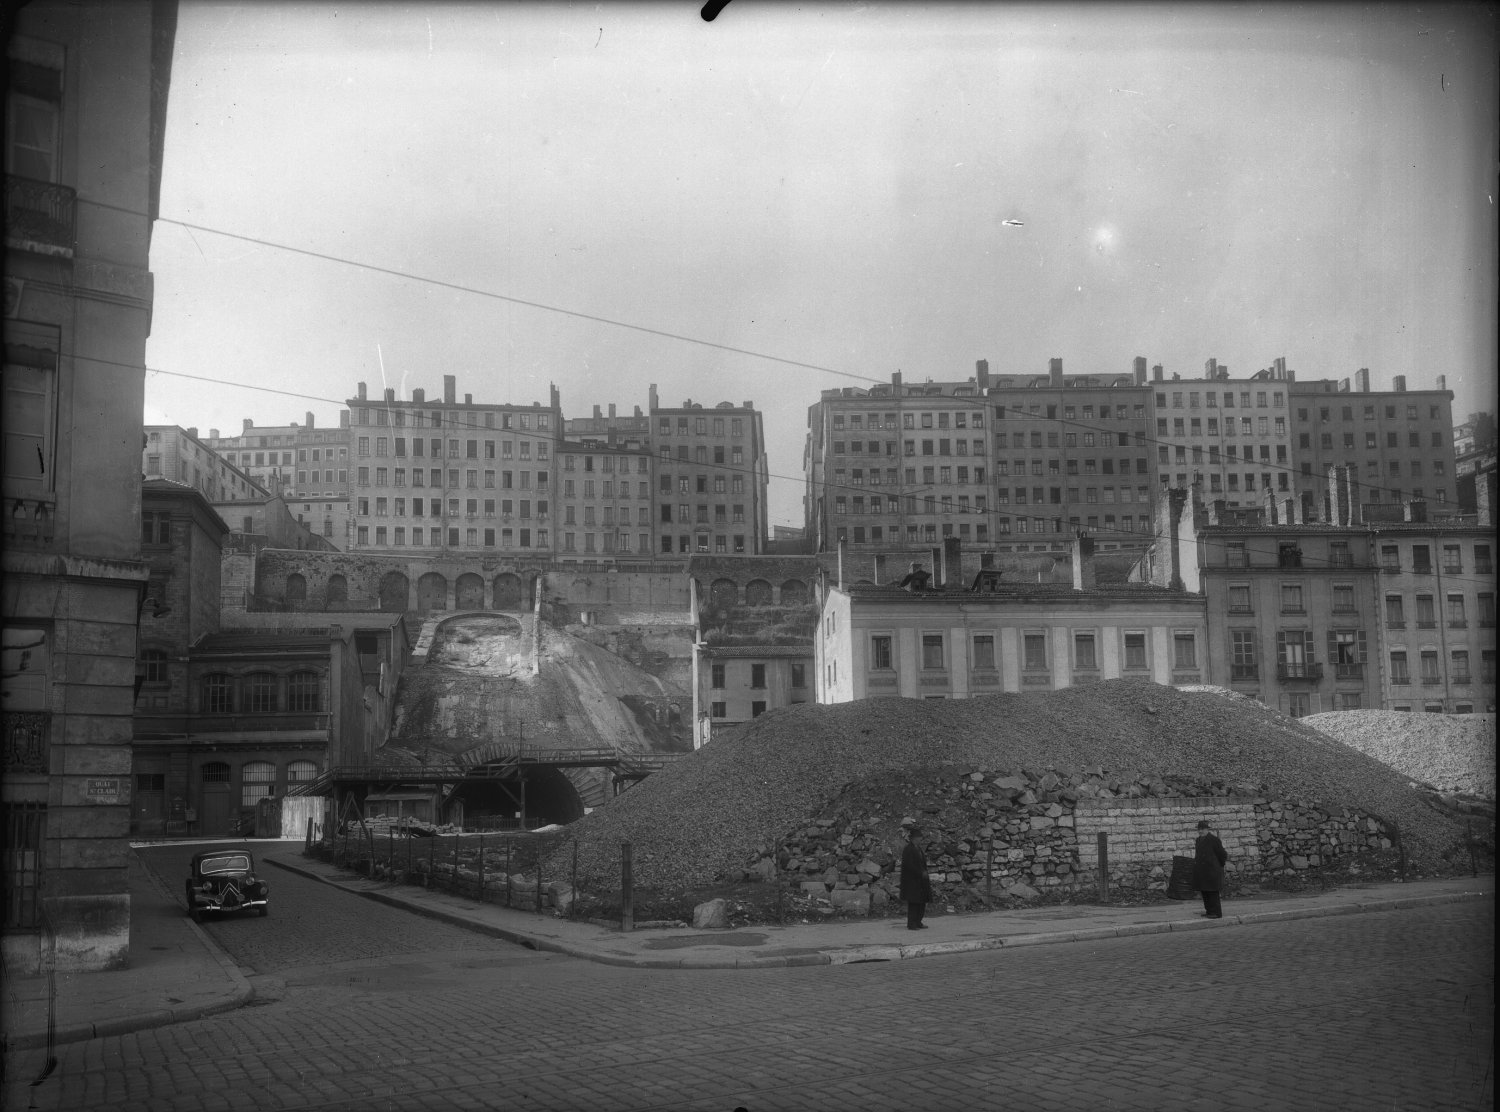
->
[[549, 679, 1481, 893], [1301, 711, 1495, 799]]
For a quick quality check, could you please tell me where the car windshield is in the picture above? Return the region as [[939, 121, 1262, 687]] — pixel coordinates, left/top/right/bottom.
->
[[200, 855, 251, 875]]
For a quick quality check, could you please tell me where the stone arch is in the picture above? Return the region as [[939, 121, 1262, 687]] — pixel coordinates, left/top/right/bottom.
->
[[456, 572, 485, 610], [378, 571, 409, 613], [780, 578, 808, 605], [417, 572, 448, 613], [710, 578, 737, 608], [492, 573, 523, 610], [325, 573, 348, 608], [745, 579, 773, 607], [285, 573, 307, 603]]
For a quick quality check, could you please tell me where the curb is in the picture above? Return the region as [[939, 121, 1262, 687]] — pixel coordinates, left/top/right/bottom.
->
[[3, 856, 256, 1053], [266, 855, 1495, 971]]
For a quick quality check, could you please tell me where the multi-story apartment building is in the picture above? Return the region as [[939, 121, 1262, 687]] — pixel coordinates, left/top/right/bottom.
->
[[1290, 368, 1456, 517], [144, 425, 267, 502], [3, 0, 177, 971], [201, 412, 349, 502], [1368, 514, 1495, 714], [344, 375, 562, 555], [557, 440, 654, 559], [805, 359, 1154, 561], [817, 537, 1206, 702], [1149, 357, 1295, 508], [651, 385, 768, 556]]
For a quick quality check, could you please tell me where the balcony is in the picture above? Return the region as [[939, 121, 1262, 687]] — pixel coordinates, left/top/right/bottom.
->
[[1417, 621, 1437, 630], [1451, 674, 1472, 686], [1386, 621, 1406, 630], [3, 711, 49, 773], [1449, 620, 1468, 629], [4, 175, 76, 258], [1334, 663, 1364, 680], [1381, 564, 1401, 574], [1390, 675, 1411, 687], [1230, 664, 1259, 682], [1276, 662, 1324, 682], [1443, 564, 1463, 575], [1413, 563, 1433, 576]]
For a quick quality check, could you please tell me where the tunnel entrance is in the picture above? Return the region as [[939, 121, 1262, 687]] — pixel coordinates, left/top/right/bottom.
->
[[449, 764, 584, 829]]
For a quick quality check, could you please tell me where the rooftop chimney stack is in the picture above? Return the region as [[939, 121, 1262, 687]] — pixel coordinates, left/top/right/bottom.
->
[[593, 405, 602, 419], [1048, 357, 1063, 386], [1436, 374, 1446, 391], [892, 371, 902, 387], [443, 375, 456, 404], [243, 418, 253, 431], [1071, 533, 1097, 590], [976, 359, 990, 388], [1393, 375, 1407, 392], [1355, 368, 1370, 392], [1133, 356, 1147, 385], [209, 428, 219, 440], [464, 393, 472, 405], [384, 387, 395, 402], [1152, 364, 1164, 382], [942, 536, 962, 589], [186, 427, 197, 440], [609, 403, 617, 418], [1204, 357, 1218, 380], [413, 388, 425, 404], [305, 411, 314, 429]]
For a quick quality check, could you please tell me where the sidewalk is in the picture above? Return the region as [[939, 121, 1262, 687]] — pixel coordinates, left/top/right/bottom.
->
[[2, 847, 1490, 1055], [266, 853, 1493, 970], [2, 850, 253, 1054]]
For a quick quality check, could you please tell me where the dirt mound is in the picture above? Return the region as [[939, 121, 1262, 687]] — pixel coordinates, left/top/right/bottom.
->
[[1302, 711, 1495, 799], [547, 680, 1481, 893]]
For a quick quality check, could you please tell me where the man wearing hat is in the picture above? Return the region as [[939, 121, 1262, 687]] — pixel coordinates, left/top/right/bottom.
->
[[1192, 819, 1229, 919], [899, 818, 933, 930]]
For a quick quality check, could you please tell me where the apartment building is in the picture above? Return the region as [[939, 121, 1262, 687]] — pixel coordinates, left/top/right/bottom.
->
[[817, 537, 1206, 702], [3, 0, 177, 971], [1150, 357, 1296, 507], [1370, 516, 1495, 714], [344, 375, 561, 555], [651, 385, 768, 556], [143, 425, 267, 502], [557, 440, 654, 559], [201, 412, 349, 502], [1290, 369, 1456, 516]]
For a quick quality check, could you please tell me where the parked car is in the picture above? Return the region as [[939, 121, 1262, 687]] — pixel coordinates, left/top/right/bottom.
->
[[185, 849, 269, 921]]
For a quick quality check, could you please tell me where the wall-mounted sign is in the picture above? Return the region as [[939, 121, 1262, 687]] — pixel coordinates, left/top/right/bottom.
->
[[86, 778, 124, 804]]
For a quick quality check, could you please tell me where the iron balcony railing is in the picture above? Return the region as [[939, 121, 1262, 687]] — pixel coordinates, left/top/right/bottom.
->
[[1276, 662, 1324, 682], [4, 175, 76, 257]]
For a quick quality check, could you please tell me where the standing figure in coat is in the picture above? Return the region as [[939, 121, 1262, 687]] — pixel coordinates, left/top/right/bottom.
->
[[1192, 819, 1229, 918], [899, 818, 932, 930]]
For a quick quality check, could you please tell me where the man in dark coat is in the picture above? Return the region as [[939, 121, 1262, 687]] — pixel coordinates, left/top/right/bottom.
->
[[899, 818, 932, 930], [1192, 819, 1229, 918]]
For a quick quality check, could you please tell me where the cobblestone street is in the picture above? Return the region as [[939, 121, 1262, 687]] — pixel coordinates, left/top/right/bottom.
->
[[3, 853, 1491, 1112]]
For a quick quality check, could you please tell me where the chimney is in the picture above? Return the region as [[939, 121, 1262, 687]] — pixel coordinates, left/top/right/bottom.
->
[[1404, 498, 1427, 523], [243, 418, 253, 432], [186, 427, 198, 439], [942, 536, 962, 588], [357, 382, 367, 400], [976, 359, 990, 388], [384, 387, 395, 402], [1263, 488, 1279, 525], [443, 375, 456, 404], [1152, 364, 1164, 382], [1328, 464, 1347, 527], [873, 552, 885, 585], [209, 428, 219, 440], [1272, 356, 1287, 380], [412, 388, 425, 404], [634, 406, 642, 417], [1133, 356, 1147, 385], [892, 371, 902, 387], [1393, 375, 1407, 392], [1355, 368, 1370, 392], [648, 383, 659, 411], [1283, 496, 1301, 526], [593, 405, 602, 419], [1071, 533, 1097, 590], [1436, 375, 1446, 391], [1339, 378, 1350, 392], [464, 393, 472, 405], [929, 545, 944, 588], [550, 383, 560, 410], [306, 411, 315, 429], [1049, 357, 1063, 386], [1210, 499, 1227, 526], [1476, 470, 1494, 528], [742, 400, 752, 409], [609, 403, 617, 418], [1204, 357, 1218, 380]]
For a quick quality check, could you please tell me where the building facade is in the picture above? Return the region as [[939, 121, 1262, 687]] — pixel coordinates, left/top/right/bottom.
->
[[3, 0, 177, 971], [144, 425, 268, 503], [344, 376, 562, 556], [201, 411, 349, 502], [651, 385, 769, 556]]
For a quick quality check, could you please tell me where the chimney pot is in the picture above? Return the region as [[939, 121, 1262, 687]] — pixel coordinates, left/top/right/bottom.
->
[[465, 393, 472, 405], [443, 375, 456, 404], [1049, 357, 1063, 386], [384, 387, 395, 402], [609, 403, 617, 418], [413, 388, 425, 403], [357, 382, 367, 400], [976, 359, 990, 387], [209, 428, 219, 440], [1133, 356, 1147, 385], [306, 411, 314, 429]]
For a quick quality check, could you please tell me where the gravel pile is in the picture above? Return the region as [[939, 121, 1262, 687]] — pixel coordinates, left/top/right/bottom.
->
[[547, 680, 1482, 894], [1301, 711, 1496, 799]]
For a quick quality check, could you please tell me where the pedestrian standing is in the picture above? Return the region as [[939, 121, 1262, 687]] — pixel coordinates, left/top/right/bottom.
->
[[1192, 819, 1228, 919], [899, 818, 932, 930]]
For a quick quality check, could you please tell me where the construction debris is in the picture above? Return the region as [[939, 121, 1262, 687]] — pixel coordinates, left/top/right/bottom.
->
[[1301, 711, 1496, 800]]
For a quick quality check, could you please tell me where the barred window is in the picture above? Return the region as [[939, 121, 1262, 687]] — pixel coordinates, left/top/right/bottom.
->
[[241, 760, 275, 807], [287, 759, 318, 783]]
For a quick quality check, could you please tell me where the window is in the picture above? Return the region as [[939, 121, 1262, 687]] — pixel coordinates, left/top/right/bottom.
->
[[1412, 545, 1432, 574], [245, 673, 276, 713], [1446, 594, 1466, 628], [140, 648, 168, 685], [1173, 632, 1197, 670], [1286, 693, 1310, 719], [288, 672, 320, 712], [711, 702, 727, 718], [1451, 650, 1471, 684], [1420, 650, 1441, 684], [1332, 584, 1355, 612], [1416, 594, 1436, 628], [751, 701, 767, 718], [791, 663, 806, 689], [1389, 650, 1410, 685], [241, 761, 276, 807], [1123, 632, 1148, 671], [1280, 583, 1304, 613], [1227, 584, 1252, 613], [871, 635, 893, 670], [1385, 594, 1405, 627], [1073, 632, 1098, 670], [1480, 593, 1496, 627], [751, 664, 767, 689], [1230, 630, 1257, 680], [972, 634, 996, 671], [202, 673, 232, 713], [1023, 632, 1048, 671], [921, 634, 945, 670], [1277, 630, 1315, 678]]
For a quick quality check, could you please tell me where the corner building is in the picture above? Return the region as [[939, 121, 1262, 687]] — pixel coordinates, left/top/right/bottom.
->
[[344, 375, 561, 556]]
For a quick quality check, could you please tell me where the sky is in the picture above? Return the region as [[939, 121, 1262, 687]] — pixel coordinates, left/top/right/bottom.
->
[[143, 1, 1499, 529]]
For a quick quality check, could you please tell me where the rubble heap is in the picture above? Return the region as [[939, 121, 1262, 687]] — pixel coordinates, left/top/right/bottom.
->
[[546, 680, 1485, 897], [1302, 711, 1495, 800]]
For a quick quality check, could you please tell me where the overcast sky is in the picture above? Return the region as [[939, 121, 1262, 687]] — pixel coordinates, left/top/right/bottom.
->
[[143, 1, 1498, 528]]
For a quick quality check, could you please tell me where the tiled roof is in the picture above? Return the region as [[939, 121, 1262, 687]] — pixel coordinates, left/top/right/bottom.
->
[[192, 631, 330, 656], [841, 581, 1197, 604]]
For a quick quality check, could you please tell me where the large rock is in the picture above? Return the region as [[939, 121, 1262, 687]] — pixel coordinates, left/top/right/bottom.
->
[[692, 898, 730, 929], [546, 881, 574, 915], [829, 889, 870, 915], [1004, 880, 1041, 900]]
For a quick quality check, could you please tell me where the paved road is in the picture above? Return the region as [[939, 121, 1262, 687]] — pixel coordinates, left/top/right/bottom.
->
[[5, 849, 1492, 1112]]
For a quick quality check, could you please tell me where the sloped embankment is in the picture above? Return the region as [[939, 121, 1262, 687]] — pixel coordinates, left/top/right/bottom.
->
[[547, 680, 1483, 892], [388, 617, 690, 757], [1302, 711, 1495, 799]]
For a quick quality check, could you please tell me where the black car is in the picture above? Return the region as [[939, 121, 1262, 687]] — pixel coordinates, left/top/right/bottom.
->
[[185, 849, 269, 921]]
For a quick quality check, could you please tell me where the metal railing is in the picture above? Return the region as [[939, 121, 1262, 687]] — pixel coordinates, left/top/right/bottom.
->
[[4, 174, 75, 257]]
